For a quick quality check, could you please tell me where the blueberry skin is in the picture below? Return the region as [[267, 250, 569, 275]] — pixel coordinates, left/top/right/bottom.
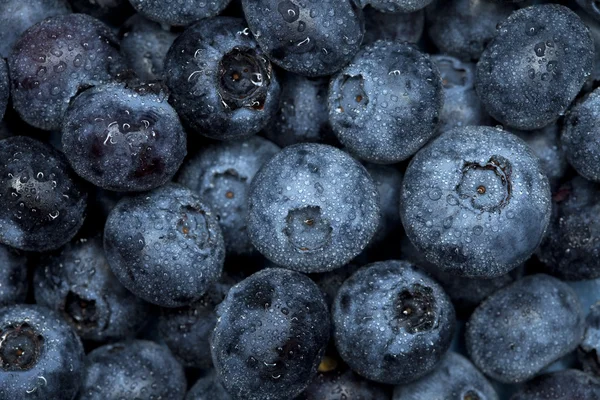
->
[[576, 0, 600, 23], [247, 143, 380, 273], [0, 0, 71, 59], [104, 183, 225, 308], [392, 352, 498, 400], [297, 367, 389, 400], [0, 304, 85, 400], [426, 0, 515, 62], [356, 0, 432, 13], [400, 126, 551, 278], [475, 4, 594, 130], [0, 136, 88, 252], [0, 59, 9, 122], [466, 274, 584, 383], [158, 278, 233, 369], [537, 177, 600, 280], [211, 268, 330, 400], [578, 10, 600, 83], [78, 340, 187, 400], [165, 17, 281, 140], [62, 83, 187, 192], [178, 137, 280, 256], [329, 41, 444, 164], [186, 370, 232, 400], [562, 88, 600, 182], [363, 7, 424, 46], [263, 72, 332, 148], [241, 0, 364, 77], [129, 0, 232, 27], [432, 55, 490, 133], [333, 260, 456, 385], [0, 245, 28, 306], [510, 370, 600, 400], [9, 14, 126, 131], [120, 15, 178, 81], [580, 303, 600, 376], [34, 236, 151, 341]]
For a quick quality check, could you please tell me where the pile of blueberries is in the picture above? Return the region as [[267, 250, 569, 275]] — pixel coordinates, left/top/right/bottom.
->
[[2, 0, 600, 399]]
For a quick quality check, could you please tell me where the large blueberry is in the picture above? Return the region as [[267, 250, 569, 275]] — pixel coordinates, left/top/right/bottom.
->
[[400, 126, 551, 278], [329, 41, 443, 164], [104, 183, 225, 308], [333, 260, 455, 385], [211, 268, 330, 400], [475, 4, 594, 130], [247, 143, 380, 273], [165, 17, 280, 140]]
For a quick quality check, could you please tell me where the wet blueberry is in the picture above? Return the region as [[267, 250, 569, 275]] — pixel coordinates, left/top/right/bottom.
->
[[510, 369, 600, 400], [129, 0, 232, 27]]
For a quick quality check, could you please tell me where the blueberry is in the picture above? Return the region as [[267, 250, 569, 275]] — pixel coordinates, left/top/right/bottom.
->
[[537, 177, 600, 280], [298, 365, 389, 400], [262, 72, 333, 148], [576, 0, 600, 23], [241, 0, 364, 77], [333, 260, 455, 385], [9, 13, 126, 131], [578, 9, 600, 83], [432, 55, 490, 132], [580, 302, 600, 376], [562, 88, 600, 182], [186, 370, 232, 400], [69, 0, 134, 26], [129, 0, 232, 27], [512, 123, 566, 187], [78, 340, 187, 400], [120, 15, 178, 81], [365, 164, 403, 247], [158, 277, 233, 369], [363, 7, 424, 46], [510, 369, 600, 400], [0, 304, 84, 400], [466, 274, 584, 383], [426, 0, 515, 61], [104, 183, 225, 308], [0, 0, 71, 59], [178, 137, 280, 256], [310, 263, 360, 309], [211, 268, 330, 400], [475, 4, 594, 130], [0, 245, 27, 306], [0, 59, 9, 122], [247, 143, 380, 273], [34, 235, 151, 341], [0, 136, 88, 252], [165, 17, 281, 140], [62, 83, 187, 192], [328, 41, 443, 164], [356, 0, 432, 13], [392, 352, 498, 400], [400, 126, 551, 278]]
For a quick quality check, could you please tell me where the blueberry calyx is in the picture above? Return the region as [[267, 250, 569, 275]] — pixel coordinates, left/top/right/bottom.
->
[[284, 206, 333, 252], [0, 323, 44, 371], [457, 155, 512, 213], [64, 291, 99, 331], [394, 283, 436, 334]]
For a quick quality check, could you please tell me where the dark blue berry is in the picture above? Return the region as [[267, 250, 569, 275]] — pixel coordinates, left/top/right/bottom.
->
[[475, 4, 594, 130], [129, 0, 232, 27], [363, 7, 424, 46], [178, 137, 280, 256], [34, 235, 151, 341], [241, 0, 364, 77], [580, 302, 600, 376], [466, 274, 584, 383], [165, 17, 281, 140], [333, 260, 455, 384], [104, 183, 225, 308], [392, 352, 498, 400], [0, 245, 28, 306], [62, 83, 187, 192], [328, 41, 443, 164], [0, 136, 88, 252], [9, 13, 126, 131], [510, 369, 600, 400], [356, 0, 432, 13], [247, 143, 380, 273], [211, 268, 330, 400], [400, 126, 551, 278], [78, 340, 187, 400], [0, 59, 9, 122], [298, 365, 389, 400], [0, 304, 84, 400], [186, 370, 232, 400]]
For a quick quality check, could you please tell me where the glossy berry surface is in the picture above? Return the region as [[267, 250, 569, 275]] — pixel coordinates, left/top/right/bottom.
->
[[0, 59, 9, 122], [247, 143, 380, 273], [0, 136, 87, 252], [104, 183, 225, 307], [129, 0, 232, 26], [298, 365, 389, 400], [211, 268, 330, 400], [510, 369, 600, 400], [333, 260, 455, 385], [62, 83, 187, 192], [400, 126, 551, 278]]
